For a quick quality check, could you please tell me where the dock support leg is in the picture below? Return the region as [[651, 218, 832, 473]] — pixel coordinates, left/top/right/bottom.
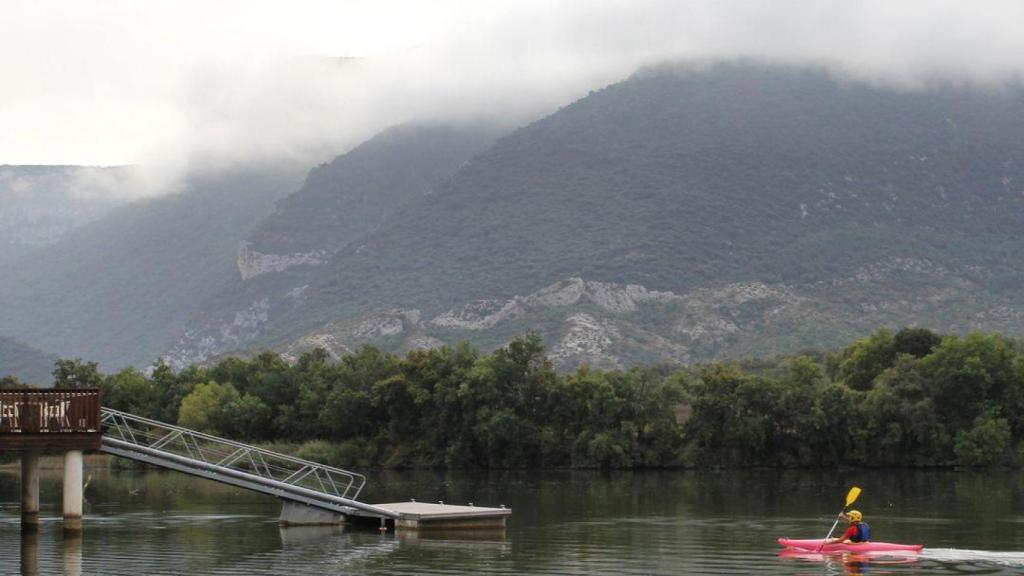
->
[[21, 451, 40, 529], [63, 450, 83, 532]]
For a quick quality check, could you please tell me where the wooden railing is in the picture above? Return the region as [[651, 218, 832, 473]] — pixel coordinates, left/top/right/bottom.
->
[[0, 389, 101, 435]]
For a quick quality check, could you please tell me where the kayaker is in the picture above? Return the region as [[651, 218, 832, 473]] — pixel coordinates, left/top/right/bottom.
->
[[827, 510, 870, 544]]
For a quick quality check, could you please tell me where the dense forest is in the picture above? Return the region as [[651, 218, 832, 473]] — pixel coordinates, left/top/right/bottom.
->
[[4, 327, 1023, 469]]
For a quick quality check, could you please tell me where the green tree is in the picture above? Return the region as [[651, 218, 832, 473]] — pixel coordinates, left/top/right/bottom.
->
[[812, 383, 863, 466], [178, 381, 241, 436], [893, 327, 942, 358], [0, 375, 25, 389], [954, 410, 1013, 467], [829, 329, 896, 391], [873, 355, 949, 464], [783, 356, 825, 388], [101, 367, 158, 416], [53, 358, 103, 389], [318, 346, 401, 441], [918, 332, 1021, 433], [225, 393, 273, 441], [461, 334, 556, 467], [150, 358, 197, 423]]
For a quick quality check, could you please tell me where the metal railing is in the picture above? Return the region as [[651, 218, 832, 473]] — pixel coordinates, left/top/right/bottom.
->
[[0, 389, 101, 434], [99, 408, 396, 518]]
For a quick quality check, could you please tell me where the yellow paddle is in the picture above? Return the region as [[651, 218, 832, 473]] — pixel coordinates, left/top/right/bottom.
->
[[818, 486, 862, 551]]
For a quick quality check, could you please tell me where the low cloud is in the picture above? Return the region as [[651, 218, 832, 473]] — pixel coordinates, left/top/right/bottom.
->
[[3, 0, 1024, 196]]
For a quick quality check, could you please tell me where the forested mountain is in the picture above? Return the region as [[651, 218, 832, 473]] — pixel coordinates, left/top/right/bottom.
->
[[166, 124, 504, 366], [0, 336, 56, 385], [181, 63, 1024, 368], [0, 165, 305, 368], [239, 123, 502, 278]]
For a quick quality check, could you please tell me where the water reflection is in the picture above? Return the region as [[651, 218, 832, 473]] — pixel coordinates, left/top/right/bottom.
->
[[7, 468, 1024, 575], [20, 529, 38, 576], [17, 528, 84, 576], [62, 532, 82, 576], [278, 524, 347, 546], [778, 549, 921, 575]]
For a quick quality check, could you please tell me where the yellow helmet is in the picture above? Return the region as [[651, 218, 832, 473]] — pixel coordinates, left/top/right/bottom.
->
[[848, 510, 863, 522]]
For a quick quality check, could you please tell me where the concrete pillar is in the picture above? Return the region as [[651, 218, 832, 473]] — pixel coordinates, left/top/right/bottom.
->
[[63, 450, 84, 532], [21, 451, 40, 528]]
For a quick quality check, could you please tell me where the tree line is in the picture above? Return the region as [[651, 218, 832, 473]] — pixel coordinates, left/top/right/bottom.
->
[[3, 328, 1023, 469]]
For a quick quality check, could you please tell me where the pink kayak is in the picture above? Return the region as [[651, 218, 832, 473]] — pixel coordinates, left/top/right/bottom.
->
[[778, 538, 923, 553]]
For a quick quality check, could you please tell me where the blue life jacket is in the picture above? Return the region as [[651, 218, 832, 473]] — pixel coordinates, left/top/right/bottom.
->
[[852, 521, 871, 542]]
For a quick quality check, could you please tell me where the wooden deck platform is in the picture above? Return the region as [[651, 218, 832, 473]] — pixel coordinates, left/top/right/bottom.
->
[[358, 501, 511, 530], [0, 390, 102, 451]]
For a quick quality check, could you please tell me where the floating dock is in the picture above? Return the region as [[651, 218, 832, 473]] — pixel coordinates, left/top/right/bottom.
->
[[281, 500, 511, 530], [366, 502, 510, 530]]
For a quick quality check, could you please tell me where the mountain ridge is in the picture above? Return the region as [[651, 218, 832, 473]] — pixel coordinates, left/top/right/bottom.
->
[[247, 62, 1024, 362]]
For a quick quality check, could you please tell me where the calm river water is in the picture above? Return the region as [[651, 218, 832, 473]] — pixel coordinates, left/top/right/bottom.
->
[[3, 466, 1024, 575]]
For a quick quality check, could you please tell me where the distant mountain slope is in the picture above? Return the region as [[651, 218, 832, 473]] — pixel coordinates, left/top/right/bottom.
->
[[239, 123, 502, 278], [166, 124, 504, 366], [254, 266, 1024, 371], [0, 336, 56, 385], [0, 165, 132, 263], [278, 64, 1024, 330], [209, 62, 1024, 366], [0, 165, 305, 369]]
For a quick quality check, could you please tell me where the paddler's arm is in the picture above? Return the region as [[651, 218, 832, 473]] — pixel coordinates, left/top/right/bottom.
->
[[830, 524, 858, 544]]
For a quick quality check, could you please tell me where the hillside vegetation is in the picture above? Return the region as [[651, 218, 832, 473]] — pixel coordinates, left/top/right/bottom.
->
[[167, 124, 504, 367], [214, 63, 1024, 365], [246, 123, 502, 260], [296, 64, 1024, 316]]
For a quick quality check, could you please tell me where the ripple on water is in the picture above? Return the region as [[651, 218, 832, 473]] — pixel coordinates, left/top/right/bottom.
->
[[6, 469, 1024, 575]]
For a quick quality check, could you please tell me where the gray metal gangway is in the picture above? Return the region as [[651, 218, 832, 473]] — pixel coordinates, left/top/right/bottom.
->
[[99, 408, 398, 520]]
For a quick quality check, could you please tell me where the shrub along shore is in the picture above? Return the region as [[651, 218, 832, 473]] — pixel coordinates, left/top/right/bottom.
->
[[3, 328, 1023, 469]]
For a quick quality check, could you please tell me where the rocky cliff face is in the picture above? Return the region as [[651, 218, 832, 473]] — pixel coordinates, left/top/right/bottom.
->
[[193, 254, 1018, 370], [236, 241, 329, 280]]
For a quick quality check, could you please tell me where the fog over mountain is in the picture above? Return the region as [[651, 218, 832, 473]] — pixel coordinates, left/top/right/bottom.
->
[[4, 1, 1024, 193], [0, 165, 143, 263], [3, 2, 1024, 374]]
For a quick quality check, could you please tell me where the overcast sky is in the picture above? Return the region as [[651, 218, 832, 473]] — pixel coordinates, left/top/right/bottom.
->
[[3, 0, 1024, 189]]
